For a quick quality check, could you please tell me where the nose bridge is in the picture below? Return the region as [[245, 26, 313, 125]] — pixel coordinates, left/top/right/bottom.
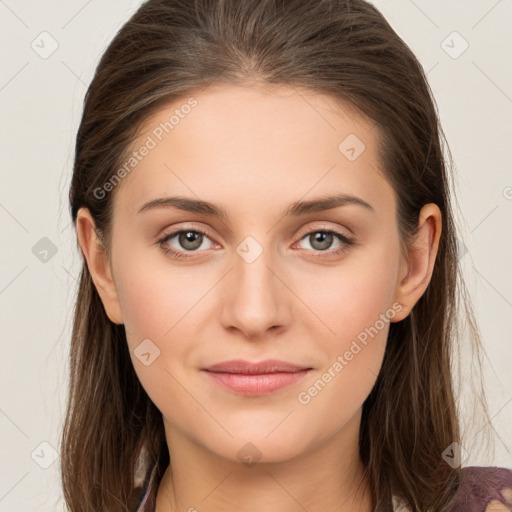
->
[[221, 234, 285, 337]]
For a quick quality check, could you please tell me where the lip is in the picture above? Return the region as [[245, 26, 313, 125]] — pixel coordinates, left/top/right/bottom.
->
[[201, 359, 313, 395]]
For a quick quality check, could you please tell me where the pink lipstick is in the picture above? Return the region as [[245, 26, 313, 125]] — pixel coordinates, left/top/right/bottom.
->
[[201, 359, 312, 395]]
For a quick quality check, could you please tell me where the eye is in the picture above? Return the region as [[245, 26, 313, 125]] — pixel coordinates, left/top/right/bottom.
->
[[158, 228, 215, 259], [295, 228, 355, 258], [157, 226, 356, 261]]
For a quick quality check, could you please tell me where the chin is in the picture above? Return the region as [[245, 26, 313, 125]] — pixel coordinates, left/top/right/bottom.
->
[[200, 424, 317, 466]]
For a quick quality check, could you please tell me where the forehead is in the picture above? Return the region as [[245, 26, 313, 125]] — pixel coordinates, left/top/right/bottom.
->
[[113, 83, 392, 218]]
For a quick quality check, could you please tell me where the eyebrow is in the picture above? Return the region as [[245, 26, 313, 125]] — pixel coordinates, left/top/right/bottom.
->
[[137, 193, 375, 218]]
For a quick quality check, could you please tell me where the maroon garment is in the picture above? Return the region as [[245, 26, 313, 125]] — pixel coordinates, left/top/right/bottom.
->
[[451, 466, 512, 511], [133, 465, 512, 511]]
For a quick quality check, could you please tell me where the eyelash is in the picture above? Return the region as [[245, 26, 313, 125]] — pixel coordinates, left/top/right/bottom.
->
[[157, 226, 356, 261]]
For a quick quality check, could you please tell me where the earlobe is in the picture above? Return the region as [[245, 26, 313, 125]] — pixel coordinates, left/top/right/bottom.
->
[[75, 207, 124, 325], [391, 203, 442, 323]]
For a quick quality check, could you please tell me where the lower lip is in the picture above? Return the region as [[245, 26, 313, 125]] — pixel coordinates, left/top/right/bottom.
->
[[202, 369, 312, 395]]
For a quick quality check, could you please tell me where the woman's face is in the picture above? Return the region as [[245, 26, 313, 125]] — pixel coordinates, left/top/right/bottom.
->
[[83, 84, 430, 464]]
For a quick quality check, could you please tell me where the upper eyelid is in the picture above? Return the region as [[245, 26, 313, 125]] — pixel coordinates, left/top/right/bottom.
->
[[296, 224, 352, 239], [160, 222, 351, 239]]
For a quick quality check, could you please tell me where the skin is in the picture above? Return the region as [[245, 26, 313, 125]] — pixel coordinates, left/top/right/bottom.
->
[[76, 83, 442, 512]]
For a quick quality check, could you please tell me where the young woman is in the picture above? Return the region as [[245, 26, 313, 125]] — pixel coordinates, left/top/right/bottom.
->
[[61, 0, 512, 511]]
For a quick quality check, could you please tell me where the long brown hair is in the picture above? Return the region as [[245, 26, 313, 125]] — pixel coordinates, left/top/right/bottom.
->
[[63, 0, 494, 510]]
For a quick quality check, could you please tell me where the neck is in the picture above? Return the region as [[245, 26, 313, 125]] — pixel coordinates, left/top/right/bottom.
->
[[155, 410, 373, 512]]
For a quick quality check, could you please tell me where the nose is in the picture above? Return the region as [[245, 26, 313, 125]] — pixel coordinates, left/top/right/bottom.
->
[[220, 241, 290, 340]]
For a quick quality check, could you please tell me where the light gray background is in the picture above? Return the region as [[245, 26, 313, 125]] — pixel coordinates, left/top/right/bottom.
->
[[1, 1, 511, 510]]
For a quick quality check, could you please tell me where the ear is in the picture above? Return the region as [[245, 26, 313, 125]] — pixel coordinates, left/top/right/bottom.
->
[[391, 203, 442, 322], [75, 207, 124, 325]]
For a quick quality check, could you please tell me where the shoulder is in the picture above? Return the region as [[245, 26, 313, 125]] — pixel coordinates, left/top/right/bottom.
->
[[451, 466, 512, 512]]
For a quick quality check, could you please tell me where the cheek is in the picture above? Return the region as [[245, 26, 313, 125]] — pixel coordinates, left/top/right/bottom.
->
[[114, 264, 195, 417], [112, 249, 213, 397], [296, 239, 400, 345], [292, 243, 399, 409], [114, 252, 201, 345], [117, 274, 167, 344]]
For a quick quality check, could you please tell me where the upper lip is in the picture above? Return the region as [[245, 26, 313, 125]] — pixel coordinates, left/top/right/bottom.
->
[[202, 359, 312, 374]]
